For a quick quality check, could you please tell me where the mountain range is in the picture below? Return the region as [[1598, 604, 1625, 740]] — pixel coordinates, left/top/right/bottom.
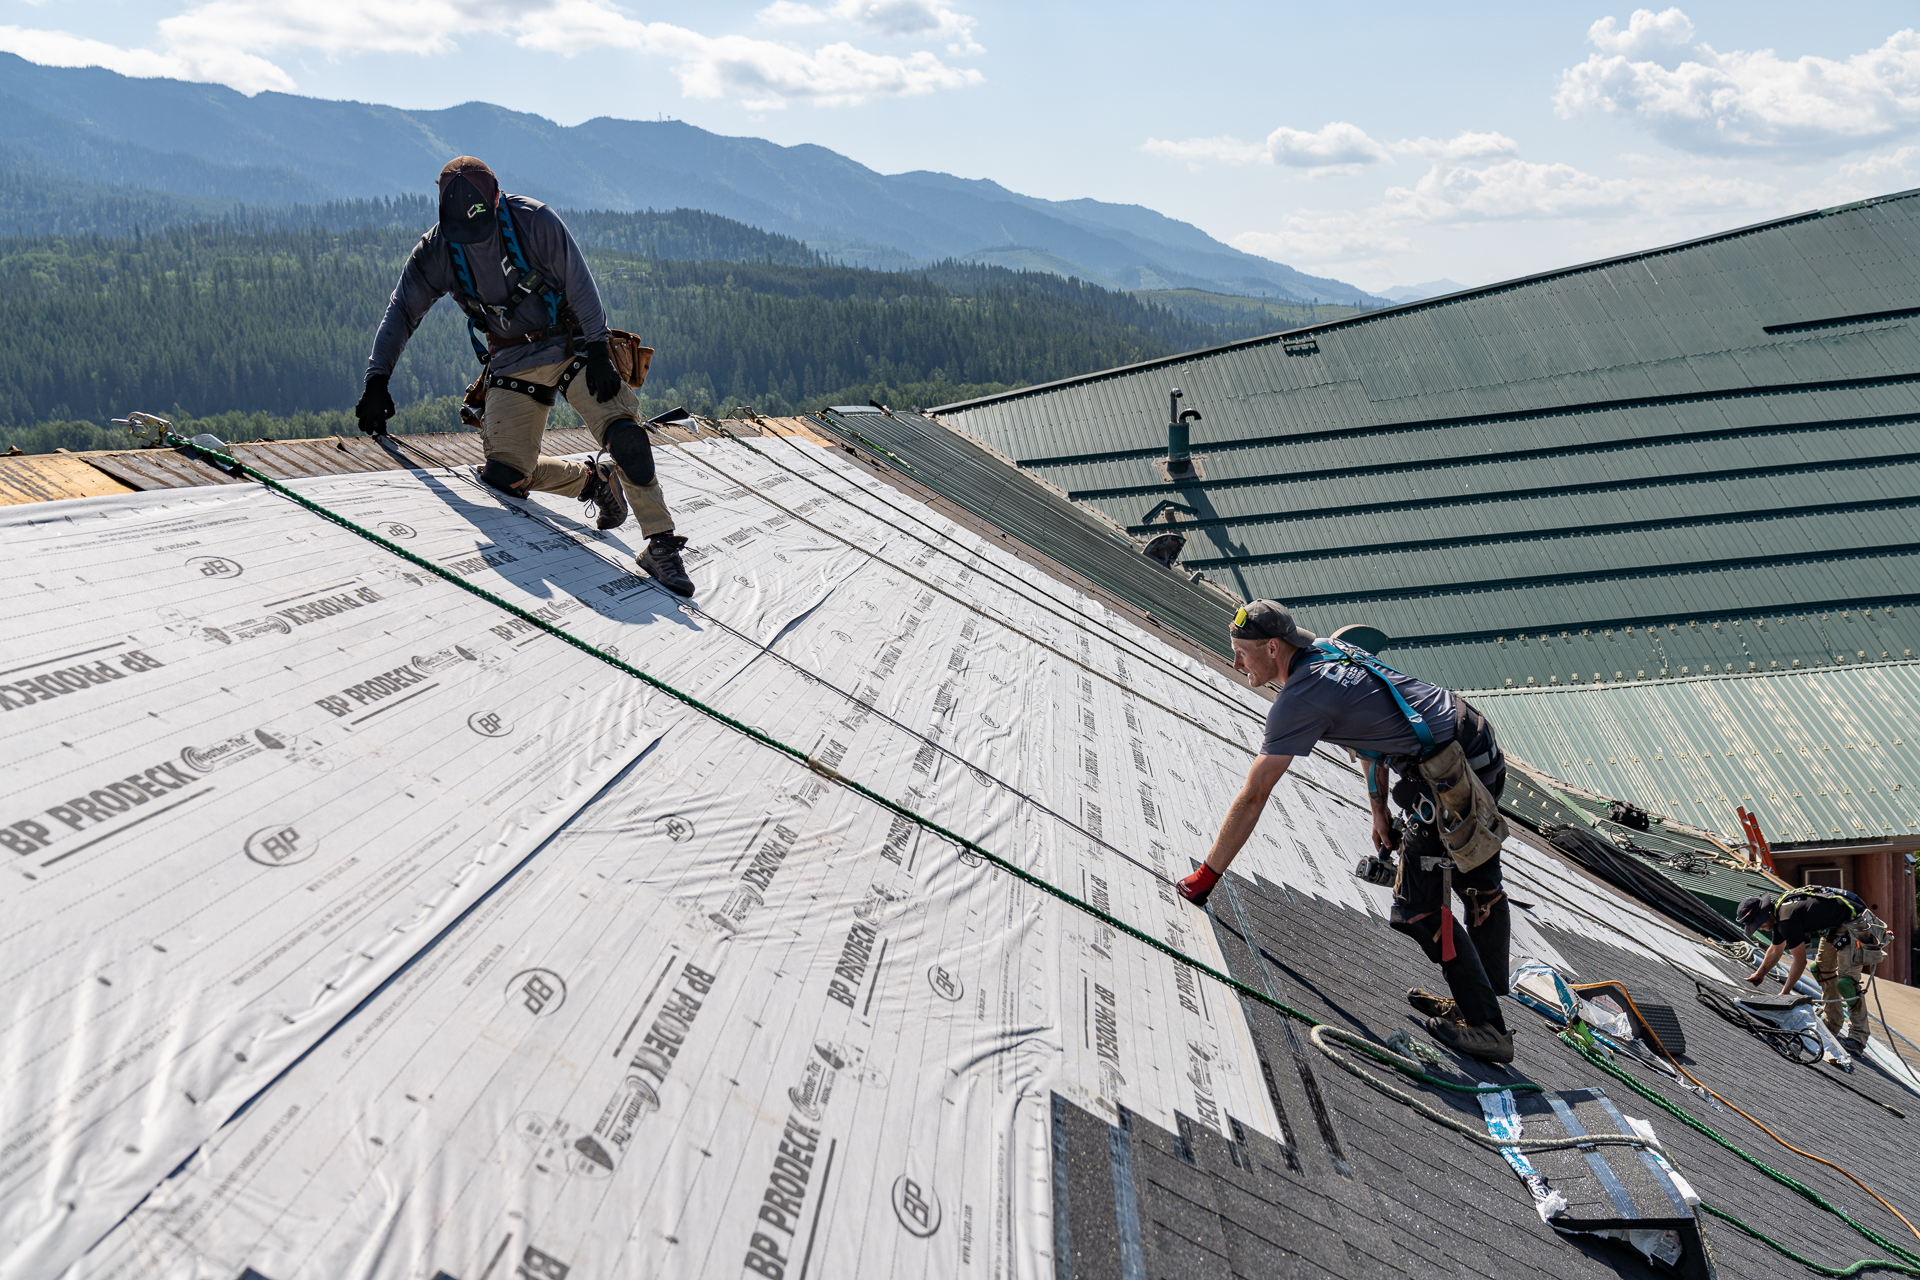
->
[[0, 53, 1383, 304]]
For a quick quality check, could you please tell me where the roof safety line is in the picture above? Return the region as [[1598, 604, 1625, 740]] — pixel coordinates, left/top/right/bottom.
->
[[166, 427, 1583, 1149]]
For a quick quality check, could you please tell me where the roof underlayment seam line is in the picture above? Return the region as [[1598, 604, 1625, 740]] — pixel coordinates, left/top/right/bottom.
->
[[1022, 376, 1920, 471], [162, 433, 1606, 1186], [680, 427, 1262, 751], [740, 422, 1263, 726], [152, 435, 1294, 995]]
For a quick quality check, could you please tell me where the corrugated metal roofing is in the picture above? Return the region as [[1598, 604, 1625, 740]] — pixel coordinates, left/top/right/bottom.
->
[[1475, 662, 1920, 847], [935, 189, 1920, 695]]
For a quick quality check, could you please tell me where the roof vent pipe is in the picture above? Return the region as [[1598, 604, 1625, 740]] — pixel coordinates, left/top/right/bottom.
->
[[1167, 389, 1201, 476]]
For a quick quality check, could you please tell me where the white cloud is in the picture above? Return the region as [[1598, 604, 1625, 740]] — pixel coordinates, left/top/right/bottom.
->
[[1585, 7, 1693, 58], [523, 1, 981, 108], [0, 0, 982, 107], [1556, 25, 1920, 156], [1144, 120, 1389, 176], [156, 0, 523, 58], [1382, 156, 1769, 223], [756, 0, 981, 55], [1232, 221, 1411, 266], [1392, 131, 1520, 162], [0, 23, 294, 92]]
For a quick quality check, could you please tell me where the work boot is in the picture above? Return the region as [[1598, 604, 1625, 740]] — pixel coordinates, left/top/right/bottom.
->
[[637, 533, 695, 597], [580, 457, 629, 530], [1407, 989, 1461, 1022], [1427, 1017, 1514, 1064]]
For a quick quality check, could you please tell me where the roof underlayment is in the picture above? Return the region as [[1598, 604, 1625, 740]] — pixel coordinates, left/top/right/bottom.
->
[[925, 191, 1920, 852], [6, 429, 1920, 1279]]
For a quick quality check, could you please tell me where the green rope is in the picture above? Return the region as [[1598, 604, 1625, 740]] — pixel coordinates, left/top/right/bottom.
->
[[163, 434, 1336, 1028], [165, 430, 1920, 1279], [1700, 1204, 1920, 1277], [1560, 1030, 1920, 1270]]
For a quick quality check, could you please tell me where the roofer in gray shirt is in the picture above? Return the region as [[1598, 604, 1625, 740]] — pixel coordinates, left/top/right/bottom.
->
[[355, 156, 694, 596], [1180, 601, 1516, 1062]]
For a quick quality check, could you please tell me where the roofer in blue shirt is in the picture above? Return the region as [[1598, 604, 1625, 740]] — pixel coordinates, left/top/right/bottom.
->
[[354, 156, 695, 597], [1180, 600, 1516, 1062]]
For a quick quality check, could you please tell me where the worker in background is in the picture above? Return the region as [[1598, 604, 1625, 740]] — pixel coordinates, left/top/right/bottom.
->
[[1179, 601, 1515, 1062], [354, 156, 695, 597], [1738, 887, 1888, 1054]]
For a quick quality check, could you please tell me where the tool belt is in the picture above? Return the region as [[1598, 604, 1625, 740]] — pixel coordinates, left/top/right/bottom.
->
[[1417, 737, 1506, 874], [605, 329, 654, 388]]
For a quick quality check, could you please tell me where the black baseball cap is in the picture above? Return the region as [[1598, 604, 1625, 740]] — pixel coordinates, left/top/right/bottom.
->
[[1229, 599, 1316, 647], [1735, 895, 1775, 932], [438, 156, 499, 244]]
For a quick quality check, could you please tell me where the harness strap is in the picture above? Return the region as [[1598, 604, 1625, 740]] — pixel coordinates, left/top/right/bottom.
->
[[484, 351, 589, 406], [1312, 640, 1437, 752], [449, 199, 565, 365]]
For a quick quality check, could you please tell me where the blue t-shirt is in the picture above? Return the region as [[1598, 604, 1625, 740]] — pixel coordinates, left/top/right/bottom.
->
[[1261, 640, 1457, 762]]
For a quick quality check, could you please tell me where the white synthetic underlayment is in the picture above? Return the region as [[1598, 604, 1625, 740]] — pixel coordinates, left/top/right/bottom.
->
[[0, 435, 1732, 1279]]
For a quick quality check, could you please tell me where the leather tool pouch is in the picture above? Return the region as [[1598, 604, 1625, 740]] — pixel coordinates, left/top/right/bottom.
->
[[607, 329, 654, 388], [1419, 739, 1507, 874]]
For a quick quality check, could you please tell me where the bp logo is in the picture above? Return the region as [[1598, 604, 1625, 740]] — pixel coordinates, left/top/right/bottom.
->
[[891, 1174, 942, 1237], [186, 555, 242, 579], [468, 710, 512, 737], [245, 824, 314, 867], [507, 968, 567, 1016], [927, 963, 963, 1003]]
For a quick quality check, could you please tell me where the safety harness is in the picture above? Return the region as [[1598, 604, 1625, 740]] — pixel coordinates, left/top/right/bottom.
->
[[448, 198, 569, 364], [1307, 640, 1506, 960]]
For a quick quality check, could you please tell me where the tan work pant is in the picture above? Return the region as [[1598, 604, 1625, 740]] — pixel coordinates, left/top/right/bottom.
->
[[480, 357, 674, 537], [1814, 934, 1868, 1034]]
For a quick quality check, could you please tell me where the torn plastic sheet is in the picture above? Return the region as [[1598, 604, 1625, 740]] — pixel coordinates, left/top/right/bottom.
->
[[1735, 995, 1855, 1070], [1478, 1090, 1568, 1226]]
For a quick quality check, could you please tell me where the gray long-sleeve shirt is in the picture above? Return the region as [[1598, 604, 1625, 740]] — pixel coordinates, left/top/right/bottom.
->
[[366, 194, 609, 381]]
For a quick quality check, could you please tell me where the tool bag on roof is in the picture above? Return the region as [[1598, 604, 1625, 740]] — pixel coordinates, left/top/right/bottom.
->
[[1313, 640, 1507, 873]]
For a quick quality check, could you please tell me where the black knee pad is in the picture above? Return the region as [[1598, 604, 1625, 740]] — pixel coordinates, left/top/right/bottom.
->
[[480, 458, 530, 496], [604, 418, 655, 487]]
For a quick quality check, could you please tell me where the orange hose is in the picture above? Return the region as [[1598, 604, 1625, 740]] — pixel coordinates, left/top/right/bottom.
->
[[1610, 983, 1920, 1244]]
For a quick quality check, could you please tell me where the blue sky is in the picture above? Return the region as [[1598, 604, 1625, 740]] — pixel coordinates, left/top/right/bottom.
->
[[3, 0, 1918, 292]]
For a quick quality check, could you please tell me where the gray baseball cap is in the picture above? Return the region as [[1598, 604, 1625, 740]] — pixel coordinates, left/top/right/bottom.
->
[[1229, 600, 1316, 647]]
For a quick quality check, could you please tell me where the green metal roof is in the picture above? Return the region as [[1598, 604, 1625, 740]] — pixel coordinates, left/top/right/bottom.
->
[[933, 189, 1920, 694], [1475, 660, 1920, 848]]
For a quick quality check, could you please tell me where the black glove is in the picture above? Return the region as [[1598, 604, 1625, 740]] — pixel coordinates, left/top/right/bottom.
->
[[584, 340, 622, 404], [355, 374, 395, 436]]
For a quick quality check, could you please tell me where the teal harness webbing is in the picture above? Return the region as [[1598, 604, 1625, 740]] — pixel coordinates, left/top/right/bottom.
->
[[448, 199, 563, 363]]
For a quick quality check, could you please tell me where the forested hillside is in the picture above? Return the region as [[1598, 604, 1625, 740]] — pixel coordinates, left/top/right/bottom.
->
[[1, 209, 1275, 453]]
